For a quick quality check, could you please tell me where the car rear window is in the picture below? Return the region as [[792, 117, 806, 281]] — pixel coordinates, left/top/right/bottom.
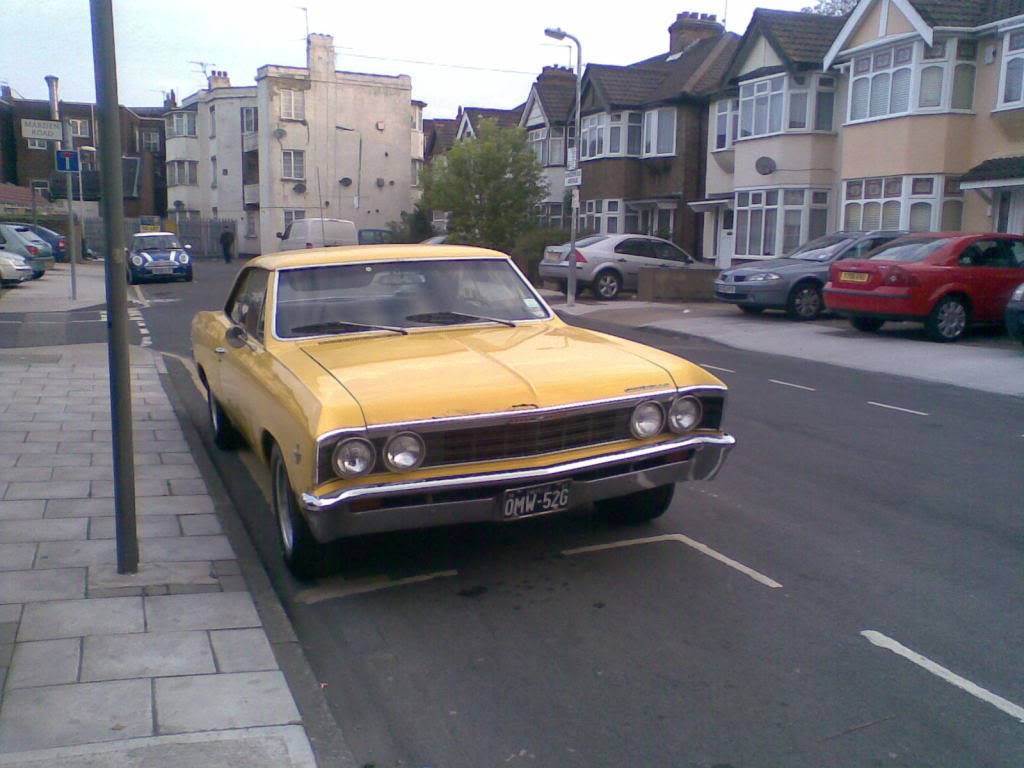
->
[[868, 238, 954, 263], [574, 236, 607, 248]]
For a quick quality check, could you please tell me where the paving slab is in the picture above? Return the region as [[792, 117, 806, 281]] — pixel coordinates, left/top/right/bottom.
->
[[6, 638, 81, 689], [43, 499, 113, 518], [155, 671, 300, 735], [141, 535, 233, 562], [178, 514, 222, 536], [210, 628, 278, 673], [0, 604, 22, 623], [14, 454, 90, 468], [0, 501, 46, 521], [145, 592, 260, 632], [33, 540, 115, 569], [88, 479, 169, 498], [0, 544, 36, 573], [18, 597, 144, 641], [0, 679, 152, 751], [81, 630, 215, 681], [87, 561, 217, 590], [0, 468, 51, 483], [0, 568, 84, 604], [0, 518, 87, 543], [136, 495, 215, 516], [88, 515, 180, 540], [4, 481, 90, 501]]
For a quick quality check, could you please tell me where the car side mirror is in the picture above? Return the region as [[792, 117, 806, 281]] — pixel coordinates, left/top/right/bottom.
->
[[225, 325, 247, 348], [184, 244, 192, 251]]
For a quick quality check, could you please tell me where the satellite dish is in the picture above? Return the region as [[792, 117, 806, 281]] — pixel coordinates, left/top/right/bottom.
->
[[273, 127, 286, 139], [340, 177, 352, 187], [755, 156, 776, 175], [292, 182, 306, 194]]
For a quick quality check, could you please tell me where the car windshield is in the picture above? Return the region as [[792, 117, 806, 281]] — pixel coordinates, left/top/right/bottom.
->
[[134, 235, 180, 250], [787, 234, 854, 261], [275, 258, 550, 338], [868, 238, 954, 263]]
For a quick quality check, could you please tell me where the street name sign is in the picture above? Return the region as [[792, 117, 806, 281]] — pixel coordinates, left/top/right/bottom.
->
[[565, 169, 582, 187], [21, 119, 62, 141]]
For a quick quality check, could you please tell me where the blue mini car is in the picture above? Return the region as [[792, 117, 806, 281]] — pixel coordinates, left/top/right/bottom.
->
[[128, 232, 193, 284]]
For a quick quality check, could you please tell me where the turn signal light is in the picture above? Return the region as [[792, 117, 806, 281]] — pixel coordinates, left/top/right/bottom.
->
[[26, 245, 38, 255]]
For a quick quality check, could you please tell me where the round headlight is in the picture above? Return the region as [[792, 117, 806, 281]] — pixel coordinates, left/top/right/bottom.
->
[[383, 432, 425, 472], [630, 401, 665, 439], [130, 254, 144, 267], [668, 396, 702, 433], [332, 438, 375, 478], [178, 251, 190, 264]]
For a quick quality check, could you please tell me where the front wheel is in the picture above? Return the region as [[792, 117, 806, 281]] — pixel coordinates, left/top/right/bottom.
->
[[926, 295, 967, 342], [270, 444, 326, 580], [786, 282, 823, 321], [592, 271, 622, 301], [206, 385, 241, 450], [596, 484, 675, 525], [850, 316, 885, 333]]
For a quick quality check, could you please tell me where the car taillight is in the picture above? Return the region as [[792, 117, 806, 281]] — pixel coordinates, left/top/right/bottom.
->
[[573, 250, 587, 264], [58, 238, 66, 250], [884, 267, 917, 287], [26, 245, 38, 255]]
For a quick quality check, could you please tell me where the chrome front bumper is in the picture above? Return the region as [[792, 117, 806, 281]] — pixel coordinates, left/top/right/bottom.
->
[[299, 433, 734, 542]]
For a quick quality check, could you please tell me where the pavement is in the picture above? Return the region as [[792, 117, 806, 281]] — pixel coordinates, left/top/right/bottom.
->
[[0, 343, 318, 766], [0, 263, 110, 314]]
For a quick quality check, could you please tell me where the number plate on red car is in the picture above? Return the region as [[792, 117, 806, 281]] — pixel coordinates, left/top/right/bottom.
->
[[840, 271, 869, 283], [502, 481, 570, 519]]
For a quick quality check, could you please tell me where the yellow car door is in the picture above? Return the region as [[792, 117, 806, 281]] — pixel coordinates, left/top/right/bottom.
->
[[219, 268, 272, 443]]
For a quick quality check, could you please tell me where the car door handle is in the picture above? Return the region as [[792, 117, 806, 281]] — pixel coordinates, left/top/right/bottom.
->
[[617, 258, 627, 262], [214, 347, 226, 355]]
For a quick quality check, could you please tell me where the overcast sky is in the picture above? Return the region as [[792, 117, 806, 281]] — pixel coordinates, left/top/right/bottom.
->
[[2, 0, 807, 119]]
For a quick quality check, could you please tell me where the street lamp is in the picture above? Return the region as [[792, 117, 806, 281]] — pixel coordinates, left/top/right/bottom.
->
[[544, 27, 582, 307]]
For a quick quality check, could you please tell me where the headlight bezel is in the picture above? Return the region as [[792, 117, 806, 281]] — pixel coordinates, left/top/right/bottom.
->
[[668, 395, 703, 434], [130, 254, 145, 267], [629, 400, 666, 440], [178, 251, 190, 265], [331, 437, 376, 479], [748, 272, 782, 282], [383, 431, 426, 473]]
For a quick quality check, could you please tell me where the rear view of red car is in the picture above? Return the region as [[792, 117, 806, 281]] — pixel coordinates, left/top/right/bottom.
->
[[824, 234, 1024, 342]]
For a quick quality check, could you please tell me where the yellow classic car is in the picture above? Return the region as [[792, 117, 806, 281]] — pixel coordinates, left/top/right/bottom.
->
[[192, 245, 734, 577]]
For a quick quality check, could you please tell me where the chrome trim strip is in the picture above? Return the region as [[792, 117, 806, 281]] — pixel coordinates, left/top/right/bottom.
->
[[302, 433, 735, 510]]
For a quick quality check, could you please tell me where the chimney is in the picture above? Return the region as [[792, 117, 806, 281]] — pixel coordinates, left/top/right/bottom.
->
[[163, 89, 177, 109], [307, 33, 335, 80], [668, 11, 724, 54], [207, 70, 230, 89], [1, 84, 11, 101]]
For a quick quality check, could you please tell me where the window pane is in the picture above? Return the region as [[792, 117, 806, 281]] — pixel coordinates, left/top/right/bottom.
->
[[749, 209, 763, 255], [882, 200, 901, 229], [865, 178, 883, 199], [1004, 58, 1023, 103], [1011, 30, 1024, 51], [716, 112, 728, 149], [844, 202, 862, 230], [890, 68, 911, 112], [789, 91, 808, 129], [919, 66, 943, 108], [812, 191, 829, 205], [884, 178, 902, 198], [815, 89, 834, 130], [783, 209, 802, 253], [911, 177, 934, 195], [862, 201, 882, 230], [855, 56, 871, 74], [846, 180, 863, 200], [763, 208, 778, 255], [809, 207, 828, 239], [944, 176, 963, 196], [894, 45, 913, 65], [627, 121, 642, 154], [940, 200, 963, 231], [769, 93, 784, 133], [606, 217, 619, 234], [740, 99, 753, 137], [784, 189, 804, 206], [952, 64, 975, 109], [737, 192, 749, 207], [734, 211, 748, 255], [754, 95, 768, 135], [656, 109, 675, 154], [765, 189, 778, 206], [609, 125, 621, 153], [869, 73, 891, 117], [909, 202, 932, 231], [657, 209, 672, 237]]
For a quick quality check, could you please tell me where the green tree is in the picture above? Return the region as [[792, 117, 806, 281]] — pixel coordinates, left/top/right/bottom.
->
[[422, 119, 546, 253], [387, 205, 435, 243], [801, 0, 857, 15]]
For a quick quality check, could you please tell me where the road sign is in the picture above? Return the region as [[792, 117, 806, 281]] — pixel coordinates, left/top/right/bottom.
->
[[571, 188, 580, 209], [55, 149, 80, 174], [21, 119, 62, 141], [567, 148, 577, 171], [565, 168, 582, 187]]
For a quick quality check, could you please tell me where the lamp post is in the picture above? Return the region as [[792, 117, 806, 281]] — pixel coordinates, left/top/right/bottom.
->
[[336, 125, 362, 211], [544, 26, 582, 307], [77, 146, 96, 259]]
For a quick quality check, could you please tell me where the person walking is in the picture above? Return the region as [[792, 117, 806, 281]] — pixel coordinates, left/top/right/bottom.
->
[[219, 227, 235, 264]]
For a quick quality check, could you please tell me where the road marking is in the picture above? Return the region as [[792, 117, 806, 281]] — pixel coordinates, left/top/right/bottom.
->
[[700, 364, 736, 374], [769, 379, 816, 392], [563, 533, 782, 589], [294, 570, 459, 603], [867, 401, 929, 417], [130, 284, 149, 307], [862, 631, 1024, 723]]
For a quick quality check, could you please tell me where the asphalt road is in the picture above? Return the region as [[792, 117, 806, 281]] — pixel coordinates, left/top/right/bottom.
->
[[94, 262, 1024, 767]]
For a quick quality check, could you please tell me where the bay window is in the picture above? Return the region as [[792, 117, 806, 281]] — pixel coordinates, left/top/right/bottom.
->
[[842, 175, 964, 232], [579, 111, 645, 160], [529, 127, 549, 165], [714, 98, 739, 150], [548, 126, 565, 166], [165, 111, 196, 138], [734, 188, 830, 258], [999, 28, 1024, 108], [738, 74, 835, 139], [642, 108, 676, 156], [166, 160, 198, 186]]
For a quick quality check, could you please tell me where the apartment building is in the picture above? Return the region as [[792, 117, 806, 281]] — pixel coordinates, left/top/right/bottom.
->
[[165, 34, 422, 255], [697, 0, 1024, 266]]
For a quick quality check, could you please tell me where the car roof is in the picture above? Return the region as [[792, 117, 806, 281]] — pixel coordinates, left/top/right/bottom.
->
[[250, 244, 508, 271]]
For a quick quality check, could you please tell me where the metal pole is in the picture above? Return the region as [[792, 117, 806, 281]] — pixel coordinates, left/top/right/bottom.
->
[[30, 186, 37, 229], [46, 76, 78, 299], [566, 32, 582, 308], [89, 0, 138, 574], [66, 168, 77, 299]]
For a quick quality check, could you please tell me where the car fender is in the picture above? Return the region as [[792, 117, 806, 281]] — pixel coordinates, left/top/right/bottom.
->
[[925, 282, 973, 315], [589, 264, 623, 284]]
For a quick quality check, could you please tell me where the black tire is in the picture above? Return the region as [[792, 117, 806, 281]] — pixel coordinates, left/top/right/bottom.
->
[[184, 272, 194, 283], [126, 270, 135, 286], [850, 316, 885, 333], [592, 270, 622, 301], [926, 295, 968, 343], [270, 444, 326, 580], [205, 384, 242, 450], [596, 484, 675, 525], [786, 282, 823, 321], [739, 306, 764, 315]]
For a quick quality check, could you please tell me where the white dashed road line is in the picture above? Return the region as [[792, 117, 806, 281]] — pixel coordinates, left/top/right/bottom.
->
[[867, 401, 929, 417], [563, 533, 783, 589], [700, 364, 736, 374], [861, 630, 1024, 724], [769, 379, 816, 392]]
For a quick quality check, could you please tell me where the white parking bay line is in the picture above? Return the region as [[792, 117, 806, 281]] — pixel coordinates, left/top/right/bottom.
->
[[769, 379, 816, 392], [867, 401, 929, 417], [294, 570, 459, 603], [563, 533, 782, 589], [861, 630, 1024, 724], [700, 364, 736, 374]]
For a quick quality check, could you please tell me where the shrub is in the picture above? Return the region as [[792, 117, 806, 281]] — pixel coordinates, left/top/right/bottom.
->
[[510, 227, 570, 285]]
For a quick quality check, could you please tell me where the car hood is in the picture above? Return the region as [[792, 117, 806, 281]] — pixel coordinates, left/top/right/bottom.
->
[[723, 258, 828, 277], [299, 322, 682, 425]]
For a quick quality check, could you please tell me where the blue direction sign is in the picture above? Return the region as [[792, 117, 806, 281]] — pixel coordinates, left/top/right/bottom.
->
[[55, 149, 80, 174]]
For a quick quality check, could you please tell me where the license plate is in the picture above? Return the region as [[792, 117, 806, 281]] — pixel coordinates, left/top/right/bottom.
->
[[543, 252, 562, 262], [149, 265, 174, 274], [840, 271, 869, 283], [502, 480, 570, 519], [718, 284, 736, 294]]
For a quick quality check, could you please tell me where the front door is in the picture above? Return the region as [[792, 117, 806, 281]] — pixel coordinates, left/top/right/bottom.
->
[[717, 208, 735, 268], [219, 268, 271, 440], [1008, 190, 1024, 235]]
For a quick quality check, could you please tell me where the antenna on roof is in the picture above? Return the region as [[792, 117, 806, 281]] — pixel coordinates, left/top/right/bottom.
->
[[188, 60, 216, 78], [722, 0, 728, 27], [294, 5, 309, 39]]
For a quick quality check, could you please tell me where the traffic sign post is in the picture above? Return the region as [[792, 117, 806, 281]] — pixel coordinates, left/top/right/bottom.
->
[[56, 149, 80, 299]]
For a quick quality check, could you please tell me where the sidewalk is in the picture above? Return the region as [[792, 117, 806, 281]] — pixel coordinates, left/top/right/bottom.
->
[[0, 263, 112, 314], [0, 344, 316, 766]]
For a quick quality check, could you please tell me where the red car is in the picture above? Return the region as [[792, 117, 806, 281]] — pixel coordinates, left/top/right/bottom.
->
[[824, 233, 1024, 342]]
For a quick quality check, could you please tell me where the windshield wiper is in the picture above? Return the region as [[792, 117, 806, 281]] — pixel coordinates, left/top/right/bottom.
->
[[406, 311, 516, 328], [290, 320, 408, 336]]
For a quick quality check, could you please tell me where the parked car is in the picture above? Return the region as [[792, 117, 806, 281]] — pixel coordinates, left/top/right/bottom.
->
[[0, 223, 55, 278], [192, 244, 735, 577], [21, 224, 67, 263], [825, 233, 1024, 342], [715, 230, 906, 320], [127, 232, 193, 284], [1006, 282, 1024, 346], [277, 218, 358, 251], [0, 251, 33, 286], [420, 235, 448, 245], [539, 234, 694, 300], [358, 228, 395, 245]]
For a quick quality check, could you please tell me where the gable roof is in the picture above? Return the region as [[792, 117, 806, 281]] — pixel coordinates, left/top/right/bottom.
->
[[724, 8, 845, 86], [423, 118, 457, 161], [533, 67, 577, 122], [461, 105, 526, 135]]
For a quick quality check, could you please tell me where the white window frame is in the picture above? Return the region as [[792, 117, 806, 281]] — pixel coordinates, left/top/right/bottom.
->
[[208, 105, 216, 138], [241, 106, 258, 134], [411, 159, 422, 188], [841, 174, 963, 232], [548, 125, 565, 166], [737, 74, 837, 140], [26, 138, 47, 150], [997, 27, 1024, 110], [166, 160, 198, 187], [580, 111, 644, 160], [166, 111, 196, 138], [734, 187, 830, 258], [280, 89, 305, 121], [140, 131, 160, 152], [282, 149, 305, 180], [283, 209, 305, 229], [713, 98, 739, 150], [528, 127, 549, 166], [68, 118, 89, 138], [642, 107, 676, 157], [245, 210, 258, 238]]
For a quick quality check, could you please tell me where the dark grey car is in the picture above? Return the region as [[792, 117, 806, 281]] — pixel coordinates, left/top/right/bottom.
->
[[714, 230, 906, 320]]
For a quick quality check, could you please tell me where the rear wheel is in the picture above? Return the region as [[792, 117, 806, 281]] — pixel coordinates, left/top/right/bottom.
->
[[205, 384, 241, 450], [850, 316, 885, 333], [786, 282, 823, 321], [270, 444, 326, 580], [926, 295, 967, 342], [739, 306, 764, 315], [593, 271, 622, 300], [597, 484, 675, 525]]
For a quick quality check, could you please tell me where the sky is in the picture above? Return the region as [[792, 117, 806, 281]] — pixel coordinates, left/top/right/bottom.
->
[[2, 0, 808, 119]]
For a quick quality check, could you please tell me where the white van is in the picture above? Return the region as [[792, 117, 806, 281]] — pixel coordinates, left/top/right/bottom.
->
[[277, 218, 358, 251]]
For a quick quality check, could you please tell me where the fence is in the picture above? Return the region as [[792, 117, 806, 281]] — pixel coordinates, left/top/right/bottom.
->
[[74, 217, 236, 260]]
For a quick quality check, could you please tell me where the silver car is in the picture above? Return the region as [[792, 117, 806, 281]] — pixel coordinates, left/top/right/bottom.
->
[[539, 234, 694, 300], [714, 230, 906, 320], [0, 223, 55, 279]]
